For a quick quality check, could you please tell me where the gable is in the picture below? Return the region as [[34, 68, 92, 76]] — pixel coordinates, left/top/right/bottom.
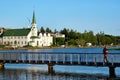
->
[[3, 28, 31, 36]]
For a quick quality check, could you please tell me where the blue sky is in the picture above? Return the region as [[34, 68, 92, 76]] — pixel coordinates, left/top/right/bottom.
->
[[0, 0, 120, 36]]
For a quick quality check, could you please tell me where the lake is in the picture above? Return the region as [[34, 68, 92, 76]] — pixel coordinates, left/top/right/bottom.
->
[[0, 48, 120, 80]]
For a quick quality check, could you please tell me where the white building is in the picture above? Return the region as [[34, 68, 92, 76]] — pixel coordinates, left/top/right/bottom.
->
[[86, 43, 92, 47], [1, 12, 53, 47], [54, 33, 65, 38]]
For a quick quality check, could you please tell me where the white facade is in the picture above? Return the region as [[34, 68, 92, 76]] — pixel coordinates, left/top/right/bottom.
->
[[39, 33, 53, 46], [3, 36, 28, 47], [2, 29, 53, 47], [86, 43, 92, 47], [1, 12, 53, 47], [29, 33, 53, 47], [31, 24, 38, 36], [54, 33, 65, 38], [2, 30, 32, 47], [0, 28, 3, 45]]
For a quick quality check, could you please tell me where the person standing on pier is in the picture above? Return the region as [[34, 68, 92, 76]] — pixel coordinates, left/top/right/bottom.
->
[[103, 45, 108, 64]]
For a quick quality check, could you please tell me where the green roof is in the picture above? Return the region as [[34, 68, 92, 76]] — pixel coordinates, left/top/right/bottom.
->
[[3, 28, 31, 36]]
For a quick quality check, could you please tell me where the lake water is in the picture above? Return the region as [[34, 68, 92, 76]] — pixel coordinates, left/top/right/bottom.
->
[[0, 48, 120, 80], [1, 47, 120, 53]]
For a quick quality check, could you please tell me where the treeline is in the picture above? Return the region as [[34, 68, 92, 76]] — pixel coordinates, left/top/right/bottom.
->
[[39, 27, 120, 46]]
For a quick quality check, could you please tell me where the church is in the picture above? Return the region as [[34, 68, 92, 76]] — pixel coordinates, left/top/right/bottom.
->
[[0, 12, 53, 47]]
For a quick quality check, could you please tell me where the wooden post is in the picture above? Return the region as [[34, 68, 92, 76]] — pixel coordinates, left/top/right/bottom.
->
[[48, 64, 54, 74], [78, 54, 80, 64], [94, 54, 97, 65], [49, 54, 51, 64], [109, 66, 116, 78], [0, 63, 4, 69], [63, 54, 65, 64], [70, 54, 72, 64], [56, 54, 58, 63], [86, 54, 88, 65], [42, 54, 44, 63]]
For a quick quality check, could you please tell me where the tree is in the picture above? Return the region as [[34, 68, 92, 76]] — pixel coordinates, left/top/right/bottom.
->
[[53, 27, 118, 46], [60, 28, 69, 36], [96, 33, 100, 45], [76, 39, 86, 46], [46, 27, 52, 33], [87, 31, 97, 45], [69, 39, 76, 45], [40, 27, 45, 33], [54, 29, 58, 33], [60, 28, 69, 42], [56, 38, 65, 45], [68, 29, 78, 39]]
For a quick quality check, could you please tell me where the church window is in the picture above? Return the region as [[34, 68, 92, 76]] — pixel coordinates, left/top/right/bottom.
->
[[11, 42, 13, 45], [37, 41, 39, 46], [14, 41, 17, 45], [7, 41, 9, 45], [25, 41, 27, 44], [4, 42, 6, 45], [18, 41, 19, 44]]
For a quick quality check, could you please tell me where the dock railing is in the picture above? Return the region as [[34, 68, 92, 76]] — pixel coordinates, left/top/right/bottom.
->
[[0, 52, 120, 66]]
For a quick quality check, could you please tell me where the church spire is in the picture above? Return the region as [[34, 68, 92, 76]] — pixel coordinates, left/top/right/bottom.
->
[[32, 11, 36, 24], [31, 11, 37, 37]]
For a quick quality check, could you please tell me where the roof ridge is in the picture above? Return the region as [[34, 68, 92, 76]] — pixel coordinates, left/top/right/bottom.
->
[[3, 28, 31, 36]]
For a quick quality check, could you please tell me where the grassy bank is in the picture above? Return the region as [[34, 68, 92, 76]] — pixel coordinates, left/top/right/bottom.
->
[[0, 45, 102, 50], [108, 48, 120, 50]]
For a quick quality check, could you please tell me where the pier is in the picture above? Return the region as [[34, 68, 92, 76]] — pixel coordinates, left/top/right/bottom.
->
[[0, 52, 120, 78]]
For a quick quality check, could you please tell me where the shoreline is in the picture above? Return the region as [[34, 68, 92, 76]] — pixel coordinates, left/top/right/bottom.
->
[[0, 45, 103, 50], [0, 45, 120, 50]]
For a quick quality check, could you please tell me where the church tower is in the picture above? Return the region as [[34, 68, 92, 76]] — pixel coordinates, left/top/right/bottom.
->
[[31, 11, 38, 36]]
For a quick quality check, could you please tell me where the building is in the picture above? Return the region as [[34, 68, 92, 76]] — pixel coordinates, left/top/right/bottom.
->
[[0, 28, 3, 45], [86, 43, 92, 47], [54, 33, 65, 38], [1, 12, 53, 47]]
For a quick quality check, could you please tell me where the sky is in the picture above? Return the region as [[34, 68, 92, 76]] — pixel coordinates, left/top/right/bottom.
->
[[0, 0, 120, 36]]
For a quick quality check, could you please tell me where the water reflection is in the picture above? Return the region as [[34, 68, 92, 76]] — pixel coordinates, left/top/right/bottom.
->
[[0, 69, 117, 80]]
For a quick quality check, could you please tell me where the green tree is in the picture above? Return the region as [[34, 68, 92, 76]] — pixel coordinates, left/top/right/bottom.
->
[[87, 31, 97, 45], [54, 27, 118, 46], [77, 39, 86, 46], [60, 28, 69, 42], [46, 27, 52, 33], [54, 29, 58, 33], [68, 29, 78, 39], [56, 38, 65, 45], [40, 27, 45, 33], [69, 39, 76, 45]]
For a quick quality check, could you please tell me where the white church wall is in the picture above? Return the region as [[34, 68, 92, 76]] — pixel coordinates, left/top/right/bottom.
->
[[38, 33, 53, 47], [2, 36, 28, 47]]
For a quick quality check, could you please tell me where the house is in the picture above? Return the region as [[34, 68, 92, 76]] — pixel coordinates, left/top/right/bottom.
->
[[54, 33, 65, 38], [0, 28, 3, 45], [1, 11, 53, 47], [86, 43, 92, 47]]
